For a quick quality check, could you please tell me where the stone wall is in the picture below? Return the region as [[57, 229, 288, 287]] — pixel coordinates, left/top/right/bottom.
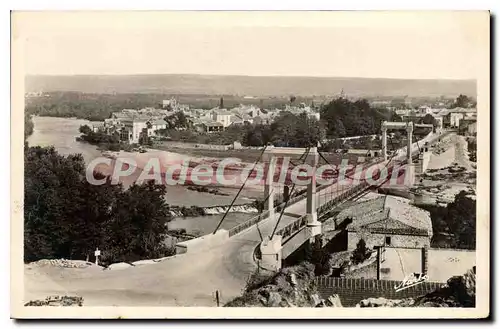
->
[[347, 231, 430, 250]]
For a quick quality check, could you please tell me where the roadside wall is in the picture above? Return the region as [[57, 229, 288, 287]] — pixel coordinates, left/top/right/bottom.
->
[[175, 229, 229, 254]]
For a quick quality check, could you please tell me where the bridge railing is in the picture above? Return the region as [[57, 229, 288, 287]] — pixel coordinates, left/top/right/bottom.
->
[[276, 214, 308, 240], [228, 209, 270, 237], [317, 181, 369, 216], [227, 192, 310, 237]]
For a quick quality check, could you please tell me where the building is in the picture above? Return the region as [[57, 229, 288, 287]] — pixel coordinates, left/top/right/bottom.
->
[[468, 121, 477, 134], [445, 108, 477, 128], [120, 117, 148, 143], [198, 121, 224, 133], [162, 98, 178, 109], [459, 118, 477, 135], [337, 195, 433, 250], [414, 106, 433, 115], [148, 119, 168, 136], [212, 109, 233, 128], [448, 112, 464, 128]]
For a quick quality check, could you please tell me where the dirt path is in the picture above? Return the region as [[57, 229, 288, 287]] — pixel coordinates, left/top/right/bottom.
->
[[427, 133, 472, 171], [453, 134, 472, 171]]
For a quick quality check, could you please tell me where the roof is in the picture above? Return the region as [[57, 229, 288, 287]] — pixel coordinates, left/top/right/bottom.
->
[[230, 115, 244, 123], [341, 195, 432, 236], [214, 109, 232, 116], [239, 113, 253, 120], [204, 121, 224, 127], [151, 119, 167, 125], [449, 107, 477, 113]]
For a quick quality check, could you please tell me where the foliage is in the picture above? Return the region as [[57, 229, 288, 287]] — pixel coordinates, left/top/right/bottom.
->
[[320, 97, 392, 138], [158, 112, 324, 148], [445, 191, 476, 249], [351, 239, 370, 265], [268, 112, 325, 147], [25, 114, 34, 139], [467, 138, 477, 162], [450, 94, 474, 109], [416, 192, 476, 250], [24, 146, 173, 264], [78, 125, 130, 151], [420, 114, 438, 130], [24, 92, 305, 121], [25, 92, 166, 121], [165, 112, 189, 130]]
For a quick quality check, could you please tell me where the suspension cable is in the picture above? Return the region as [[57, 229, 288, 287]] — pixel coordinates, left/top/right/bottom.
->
[[212, 145, 268, 234], [269, 147, 311, 241]]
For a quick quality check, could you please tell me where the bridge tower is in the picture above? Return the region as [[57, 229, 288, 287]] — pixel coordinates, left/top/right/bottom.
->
[[381, 121, 415, 186], [260, 146, 322, 271]]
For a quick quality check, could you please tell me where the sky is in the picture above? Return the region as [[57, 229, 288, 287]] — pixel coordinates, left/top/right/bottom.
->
[[13, 11, 489, 79]]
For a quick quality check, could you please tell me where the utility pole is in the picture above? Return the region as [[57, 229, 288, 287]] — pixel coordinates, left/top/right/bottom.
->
[[215, 290, 220, 307]]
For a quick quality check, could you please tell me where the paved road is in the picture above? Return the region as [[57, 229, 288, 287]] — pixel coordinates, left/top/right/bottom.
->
[[25, 177, 360, 306]]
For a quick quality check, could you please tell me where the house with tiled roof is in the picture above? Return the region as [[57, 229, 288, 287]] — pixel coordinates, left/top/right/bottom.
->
[[337, 195, 433, 250]]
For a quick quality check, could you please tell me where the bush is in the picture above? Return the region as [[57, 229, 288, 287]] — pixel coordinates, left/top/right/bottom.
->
[[351, 239, 370, 265]]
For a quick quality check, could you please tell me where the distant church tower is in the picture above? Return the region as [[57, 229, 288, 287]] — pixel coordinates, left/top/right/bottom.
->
[[220, 97, 224, 109]]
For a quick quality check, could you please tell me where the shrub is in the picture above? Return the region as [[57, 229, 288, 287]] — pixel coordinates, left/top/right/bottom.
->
[[351, 239, 370, 265]]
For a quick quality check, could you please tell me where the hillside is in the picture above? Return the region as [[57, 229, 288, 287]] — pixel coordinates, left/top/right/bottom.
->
[[25, 74, 476, 98]]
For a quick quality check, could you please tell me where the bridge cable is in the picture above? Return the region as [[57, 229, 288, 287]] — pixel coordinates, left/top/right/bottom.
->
[[351, 134, 404, 201], [252, 144, 312, 223], [317, 132, 402, 205], [212, 145, 268, 234], [268, 147, 311, 241], [258, 146, 310, 213]]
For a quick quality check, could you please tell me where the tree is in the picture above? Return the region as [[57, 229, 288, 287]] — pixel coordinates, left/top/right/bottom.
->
[[24, 114, 34, 139], [445, 191, 476, 249], [420, 114, 438, 130], [79, 124, 92, 135], [24, 146, 94, 261], [320, 97, 389, 138], [351, 238, 370, 265], [24, 146, 174, 264], [165, 111, 189, 130], [451, 94, 473, 109], [106, 181, 171, 262]]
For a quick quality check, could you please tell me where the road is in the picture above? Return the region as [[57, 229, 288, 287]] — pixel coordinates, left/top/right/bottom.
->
[[25, 177, 359, 306]]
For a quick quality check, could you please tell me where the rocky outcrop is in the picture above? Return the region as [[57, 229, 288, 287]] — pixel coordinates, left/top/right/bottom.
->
[[225, 263, 322, 307], [169, 204, 258, 217], [30, 259, 98, 269]]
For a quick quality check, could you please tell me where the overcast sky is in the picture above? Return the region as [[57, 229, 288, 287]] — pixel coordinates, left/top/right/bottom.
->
[[14, 11, 488, 79]]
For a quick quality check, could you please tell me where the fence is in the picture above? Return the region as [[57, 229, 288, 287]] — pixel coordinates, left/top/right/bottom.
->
[[315, 276, 443, 307]]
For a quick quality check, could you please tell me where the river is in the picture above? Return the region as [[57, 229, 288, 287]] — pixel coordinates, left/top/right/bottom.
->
[[26, 116, 256, 235]]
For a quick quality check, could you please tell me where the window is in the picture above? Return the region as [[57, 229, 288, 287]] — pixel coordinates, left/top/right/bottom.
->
[[385, 236, 391, 245]]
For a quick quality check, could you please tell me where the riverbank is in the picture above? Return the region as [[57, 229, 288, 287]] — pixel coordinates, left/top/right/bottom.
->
[[27, 116, 263, 207], [410, 133, 476, 206]]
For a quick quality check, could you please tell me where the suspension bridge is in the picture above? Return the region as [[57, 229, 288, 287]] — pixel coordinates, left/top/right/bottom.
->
[[28, 122, 444, 306]]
